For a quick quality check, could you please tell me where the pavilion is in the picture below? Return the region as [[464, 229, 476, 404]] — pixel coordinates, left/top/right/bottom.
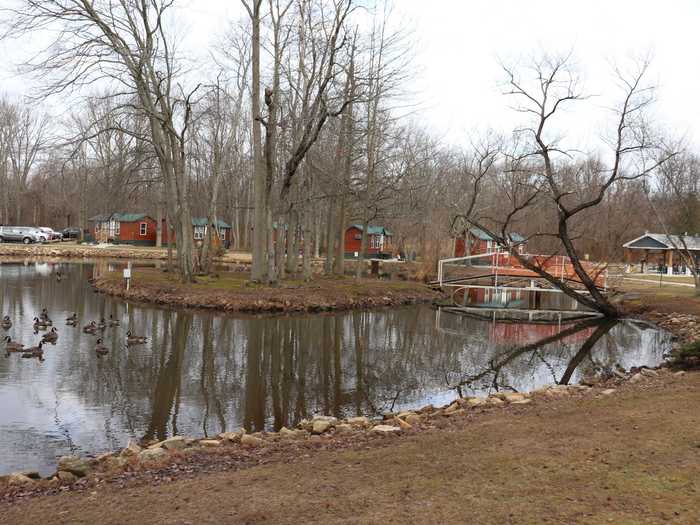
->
[[622, 232, 700, 275]]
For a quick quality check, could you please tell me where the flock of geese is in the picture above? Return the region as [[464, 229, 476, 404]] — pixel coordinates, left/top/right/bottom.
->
[[2, 308, 148, 361]]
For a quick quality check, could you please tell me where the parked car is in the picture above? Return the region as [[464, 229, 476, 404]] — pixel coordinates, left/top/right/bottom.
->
[[38, 227, 62, 241], [61, 227, 82, 240], [0, 226, 43, 244]]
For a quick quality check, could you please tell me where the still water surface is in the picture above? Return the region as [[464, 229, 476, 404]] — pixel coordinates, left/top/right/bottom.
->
[[0, 261, 671, 475]]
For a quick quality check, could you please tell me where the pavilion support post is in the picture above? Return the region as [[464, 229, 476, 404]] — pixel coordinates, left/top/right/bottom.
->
[[641, 249, 648, 274], [665, 250, 673, 275]]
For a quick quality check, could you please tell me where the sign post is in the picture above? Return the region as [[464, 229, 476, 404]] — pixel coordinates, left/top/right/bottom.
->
[[123, 264, 132, 291]]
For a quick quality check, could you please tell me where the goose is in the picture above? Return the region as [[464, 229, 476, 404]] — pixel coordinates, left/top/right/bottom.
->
[[3, 336, 24, 352], [56, 271, 63, 282], [126, 331, 148, 345], [96, 318, 107, 330], [66, 313, 78, 325], [108, 315, 120, 327], [39, 309, 52, 325], [1, 316, 11, 329], [82, 321, 98, 334], [22, 341, 44, 359], [33, 317, 49, 330], [42, 327, 58, 343], [95, 338, 108, 356]]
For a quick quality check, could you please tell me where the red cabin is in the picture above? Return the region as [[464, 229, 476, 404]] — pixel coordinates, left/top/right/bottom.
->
[[88, 213, 232, 248], [161, 218, 232, 248], [454, 227, 526, 257], [88, 213, 158, 246], [344, 224, 393, 258]]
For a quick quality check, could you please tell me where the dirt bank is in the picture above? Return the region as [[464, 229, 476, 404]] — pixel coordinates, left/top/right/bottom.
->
[[619, 281, 700, 344], [91, 268, 441, 314], [1, 370, 697, 524]]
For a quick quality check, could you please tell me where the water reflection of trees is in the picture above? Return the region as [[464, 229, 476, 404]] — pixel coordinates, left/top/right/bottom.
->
[[447, 318, 617, 395], [0, 261, 672, 451]]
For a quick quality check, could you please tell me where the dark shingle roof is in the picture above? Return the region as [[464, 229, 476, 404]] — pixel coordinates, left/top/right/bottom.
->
[[351, 224, 392, 236], [88, 213, 150, 223], [469, 227, 525, 243], [623, 233, 700, 251], [192, 217, 231, 229]]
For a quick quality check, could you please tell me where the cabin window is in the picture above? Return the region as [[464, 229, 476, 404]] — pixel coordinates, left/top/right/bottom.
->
[[194, 226, 205, 240], [371, 235, 383, 250], [139, 223, 147, 236]]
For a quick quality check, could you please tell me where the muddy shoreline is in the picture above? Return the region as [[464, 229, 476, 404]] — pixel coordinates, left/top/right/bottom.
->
[[90, 273, 441, 314], [0, 243, 250, 264]]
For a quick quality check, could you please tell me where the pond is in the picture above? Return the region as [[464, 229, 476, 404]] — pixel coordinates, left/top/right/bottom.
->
[[0, 261, 672, 476]]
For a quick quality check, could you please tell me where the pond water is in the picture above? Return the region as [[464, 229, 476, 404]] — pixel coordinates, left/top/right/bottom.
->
[[0, 261, 672, 476]]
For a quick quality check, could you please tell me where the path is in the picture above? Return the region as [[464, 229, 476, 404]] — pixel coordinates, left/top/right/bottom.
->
[[623, 276, 696, 288]]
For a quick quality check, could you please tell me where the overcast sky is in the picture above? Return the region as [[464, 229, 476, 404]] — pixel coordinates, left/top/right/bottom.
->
[[2, 0, 699, 149]]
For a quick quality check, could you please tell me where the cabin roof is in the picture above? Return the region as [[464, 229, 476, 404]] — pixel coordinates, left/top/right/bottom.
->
[[191, 217, 231, 229], [350, 224, 392, 236], [88, 213, 151, 223], [90, 213, 231, 229], [623, 233, 700, 251], [469, 227, 525, 243]]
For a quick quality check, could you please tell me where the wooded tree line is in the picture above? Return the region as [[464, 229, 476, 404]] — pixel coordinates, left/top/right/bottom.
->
[[1, 2, 697, 285]]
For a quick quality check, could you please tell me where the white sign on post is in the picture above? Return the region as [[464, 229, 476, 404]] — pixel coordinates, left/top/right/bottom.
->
[[123, 266, 132, 291]]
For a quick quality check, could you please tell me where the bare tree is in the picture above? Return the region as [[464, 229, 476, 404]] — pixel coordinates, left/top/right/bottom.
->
[[458, 54, 674, 317], [5, 0, 200, 281], [5, 101, 49, 223]]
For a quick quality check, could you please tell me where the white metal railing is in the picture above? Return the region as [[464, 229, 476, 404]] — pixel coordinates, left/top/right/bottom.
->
[[437, 252, 503, 286]]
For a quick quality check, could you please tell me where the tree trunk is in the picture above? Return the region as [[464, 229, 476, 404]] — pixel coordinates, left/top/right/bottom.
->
[[250, 1, 267, 282], [333, 47, 355, 276], [285, 208, 298, 275], [156, 202, 163, 248], [355, 219, 370, 279], [324, 196, 336, 274], [302, 207, 312, 281]]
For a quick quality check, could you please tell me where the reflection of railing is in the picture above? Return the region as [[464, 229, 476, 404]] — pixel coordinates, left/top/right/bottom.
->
[[435, 307, 602, 339]]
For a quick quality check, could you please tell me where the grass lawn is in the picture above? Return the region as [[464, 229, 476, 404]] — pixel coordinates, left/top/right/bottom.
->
[[618, 275, 700, 316]]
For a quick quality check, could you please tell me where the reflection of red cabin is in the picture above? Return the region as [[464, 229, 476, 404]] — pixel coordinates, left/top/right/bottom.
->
[[344, 224, 393, 258], [491, 322, 596, 345], [454, 228, 526, 257]]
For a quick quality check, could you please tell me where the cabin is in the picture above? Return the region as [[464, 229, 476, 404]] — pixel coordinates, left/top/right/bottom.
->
[[454, 227, 527, 258], [162, 218, 232, 248], [344, 224, 393, 258], [623, 232, 700, 275], [88, 213, 232, 248], [88, 213, 158, 245]]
